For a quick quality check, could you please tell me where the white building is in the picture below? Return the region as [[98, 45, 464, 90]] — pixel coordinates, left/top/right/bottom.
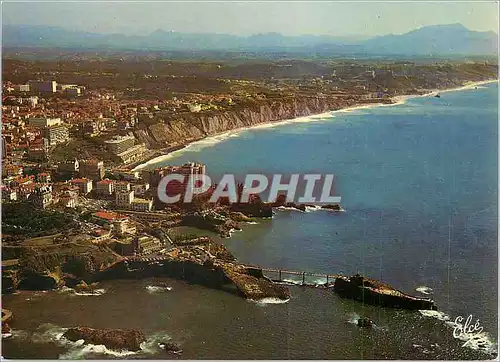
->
[[116, 190, 134, 208], [71, 178, 93, 195], [14, 84, 30, 92], [96, 179, 114, 196], [28, 117, 62, 128], [114, 181, 131, 193]]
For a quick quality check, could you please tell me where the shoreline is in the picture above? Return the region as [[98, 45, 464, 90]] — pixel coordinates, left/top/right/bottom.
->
[[132, 78, 497, 171]]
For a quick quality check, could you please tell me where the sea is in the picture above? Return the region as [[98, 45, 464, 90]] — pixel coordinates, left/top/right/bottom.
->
[[2, 82, 498, 360]]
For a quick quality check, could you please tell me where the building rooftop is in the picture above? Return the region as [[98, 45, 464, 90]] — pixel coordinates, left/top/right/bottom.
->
[[104, 135, 135, 144], [71, 178, 90, 184], [93, 210, 128, 221], [132, 198, 152, 204]]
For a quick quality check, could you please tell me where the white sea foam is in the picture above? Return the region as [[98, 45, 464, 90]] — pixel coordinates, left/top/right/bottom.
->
[[346, 312, 361, 325], [74, 289, 106, 296], [251, 297, 290, 306], [415, 286, 434, 295], [419, 310, 497, 355], [59, 331, 175, 359], [311, 277, 328, 285], [9, 329, 30, 340], [280, 278, 303, 286], [146, 285, 173, 293], [438, 79, 497, 95], [276, 206, 306, 213], [304, 205, 345, 213], [418, 310, 451, 321], [31, 324, 69, 345], [59, 343, 139, 359], [58, 286, 106, 296], [133, 111, 334, 171], [245, 221, 259, 225], [133, 79, 496, 171], [304, 205, 321, 212], [444, 318, 497, 355], [31, 323, 172, 358]]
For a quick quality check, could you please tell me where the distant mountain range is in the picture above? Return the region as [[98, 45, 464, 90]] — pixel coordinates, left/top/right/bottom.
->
[[2, 23, 498, 56]]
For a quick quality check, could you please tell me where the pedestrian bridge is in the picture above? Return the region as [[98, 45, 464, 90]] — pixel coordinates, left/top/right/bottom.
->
[[126, 255, 341, 287]]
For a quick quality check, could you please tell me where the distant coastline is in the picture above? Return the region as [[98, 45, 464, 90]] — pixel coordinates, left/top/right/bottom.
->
[[132, 78, 498, 171]]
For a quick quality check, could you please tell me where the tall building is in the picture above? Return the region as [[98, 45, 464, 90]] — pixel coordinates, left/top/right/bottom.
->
[[163, 162, 206, 197], [30, 185, 53, 209], [1, 136, 7, 159], [29, 80, 57, 93], [96, 179, 114, 196], [42, 124, 69, 146], [104, 135, 135, 155], [114, 181, 131, 193], [116, 190, 134, 208]]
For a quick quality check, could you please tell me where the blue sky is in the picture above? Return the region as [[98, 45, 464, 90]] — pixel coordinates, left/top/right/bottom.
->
[[2, 1, 498, 37]]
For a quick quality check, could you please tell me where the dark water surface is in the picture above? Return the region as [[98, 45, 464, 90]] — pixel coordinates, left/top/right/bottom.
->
[[2, 83, 498, 359]]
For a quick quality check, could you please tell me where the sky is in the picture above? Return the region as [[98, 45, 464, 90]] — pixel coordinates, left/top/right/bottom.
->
[[1, 1, 499, 37]]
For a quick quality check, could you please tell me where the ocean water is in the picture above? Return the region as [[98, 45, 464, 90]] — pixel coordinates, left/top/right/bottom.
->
[[2, 83, 498, 359]]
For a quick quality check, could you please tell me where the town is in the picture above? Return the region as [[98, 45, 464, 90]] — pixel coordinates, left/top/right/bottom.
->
[[1, 56, 497, 303]]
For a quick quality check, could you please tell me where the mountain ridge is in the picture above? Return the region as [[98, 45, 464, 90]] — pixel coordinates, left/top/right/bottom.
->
[[2, 23, 498, 56]]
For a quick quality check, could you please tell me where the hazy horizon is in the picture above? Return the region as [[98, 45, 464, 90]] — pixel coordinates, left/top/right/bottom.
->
[[2, 1, 499, 37]]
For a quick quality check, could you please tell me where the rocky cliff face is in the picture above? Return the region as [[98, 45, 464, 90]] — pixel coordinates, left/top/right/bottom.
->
[[142, 96, 386, 148], [12, 244, 122, 291]]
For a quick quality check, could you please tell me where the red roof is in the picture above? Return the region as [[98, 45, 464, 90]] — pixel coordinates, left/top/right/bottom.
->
[[71, 178, 90, 184], [93, 210, 127, 221], [97, 179, 113, 185]]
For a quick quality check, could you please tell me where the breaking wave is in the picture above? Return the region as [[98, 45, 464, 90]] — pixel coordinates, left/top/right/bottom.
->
[[250, 297, 290, 306], [276, 206, 306, 213], [277, 205, 345, 213], [146, 285, 173, 293], [60, 342, 138, 359], [58, 286, 106, 296], [280, 278, 303, 286], [28, 323, 174, 358]]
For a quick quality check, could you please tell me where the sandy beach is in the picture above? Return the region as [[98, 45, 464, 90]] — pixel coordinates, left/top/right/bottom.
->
[[133, 78, 497, 171]]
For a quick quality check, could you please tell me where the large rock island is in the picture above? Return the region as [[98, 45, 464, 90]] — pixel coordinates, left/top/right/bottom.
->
[[334, 274, 437, 310]]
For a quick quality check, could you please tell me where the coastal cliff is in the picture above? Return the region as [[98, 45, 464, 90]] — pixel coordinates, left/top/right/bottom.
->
[[3, 243, 123, 291], [100, 241, 290, 301], [4, 237, 290, 301], [139, 96, 388, 148]]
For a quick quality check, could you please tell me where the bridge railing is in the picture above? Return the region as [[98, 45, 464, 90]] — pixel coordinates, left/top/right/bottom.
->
[[260, 268, 340, 286]]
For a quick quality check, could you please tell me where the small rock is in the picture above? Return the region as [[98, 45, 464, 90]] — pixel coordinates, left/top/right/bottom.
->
[[357, 317, 373, 328], [2, 322, 12, 335], [162, 341, 183, 354]]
